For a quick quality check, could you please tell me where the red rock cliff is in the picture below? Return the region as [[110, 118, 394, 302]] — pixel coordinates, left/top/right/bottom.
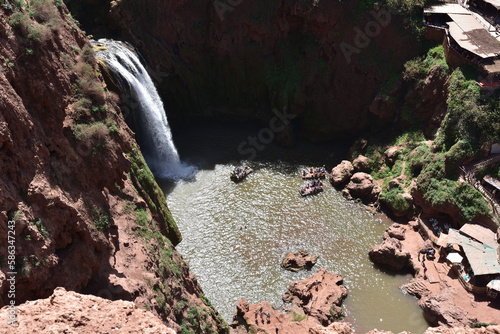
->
[[0, 2, 227, 333]]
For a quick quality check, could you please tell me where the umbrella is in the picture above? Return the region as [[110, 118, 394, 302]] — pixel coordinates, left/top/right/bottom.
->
[[446, 252, 463, 263], [487, 278, 500, 292]]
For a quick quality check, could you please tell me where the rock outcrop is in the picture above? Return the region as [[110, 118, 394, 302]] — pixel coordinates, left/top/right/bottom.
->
[[232, 269, 349, 333], [383, 223, 406, 240], [0, 287, 176, 334], [368, 238, 412, 271], [282, 269, 348, 326], [424, 325, 500, 334], [281, 249, 319, 272], [419, 288, 475, 327], [352, 155, 370, 173], [330, 161, 354, 187], [0, 4, 226, 332], [345, 172, 375, 199]]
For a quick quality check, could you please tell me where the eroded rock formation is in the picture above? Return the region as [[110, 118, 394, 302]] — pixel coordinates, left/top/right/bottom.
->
[[0, 4, 226, 332], [368, 237, 412, 271], [0, 287, 176, 334], [281, 249, 319, 272]]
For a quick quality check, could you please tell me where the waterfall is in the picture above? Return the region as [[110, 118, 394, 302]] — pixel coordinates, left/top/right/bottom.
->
[[94, 39, 195, 180]]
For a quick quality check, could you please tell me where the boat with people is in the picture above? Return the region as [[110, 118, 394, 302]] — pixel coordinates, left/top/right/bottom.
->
[[299, 180, 324, 196], [230, 166, 253, 182], [301, 166, 327, 180]]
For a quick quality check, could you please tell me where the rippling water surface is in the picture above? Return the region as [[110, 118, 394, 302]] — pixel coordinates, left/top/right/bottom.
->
[[164, 122, 428, 334]]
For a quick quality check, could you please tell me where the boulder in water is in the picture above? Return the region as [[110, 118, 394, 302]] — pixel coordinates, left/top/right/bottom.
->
[[281, 249, 319, 272], [345, 172, 375, 200], [330, 161, 354, 187], [368, 237, 412, 271], [282, 268, 348, 326]]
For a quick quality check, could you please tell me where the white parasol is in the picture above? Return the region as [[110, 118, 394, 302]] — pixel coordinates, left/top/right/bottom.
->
[[446, 252, 463, 263]]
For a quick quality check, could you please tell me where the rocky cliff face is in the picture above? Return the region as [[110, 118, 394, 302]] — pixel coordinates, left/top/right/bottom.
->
[[67, 0, 425, 142], [0, 2, 226, 333]]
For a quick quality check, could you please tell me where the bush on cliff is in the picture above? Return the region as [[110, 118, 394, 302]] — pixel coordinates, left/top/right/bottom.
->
[[439, 68, 500, 154], [403, 45, 448, 87], [380, 185, 412, 215]]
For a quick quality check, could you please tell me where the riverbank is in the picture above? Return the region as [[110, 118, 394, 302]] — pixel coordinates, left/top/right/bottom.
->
[[394, 220, 500, 327]]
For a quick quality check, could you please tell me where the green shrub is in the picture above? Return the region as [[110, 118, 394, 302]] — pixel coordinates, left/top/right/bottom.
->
[[77, 76, 105, 104], [26, 22, 50, 42], [32, 218, 50, 238], [445, 140, 475, 176], [291, 311, 307, 322], [408, 144, 432, 176], [471, 322, 496, 328], [74, 121, 109, 142], [92, 206, 110, 232], [380, 186, 411, 215], [30, 0, 59, 23], [454, 183, 490, 221], [403, 45, 449, 84], [80, 44, 96, 68], [73, 97, 92, 117], [7, 11, 29, 28]]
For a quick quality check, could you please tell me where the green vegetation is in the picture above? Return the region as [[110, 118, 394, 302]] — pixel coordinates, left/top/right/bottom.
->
[[403, 45, 449, 87], [291, 311, 307, 322], [363, 47, 498, 223], [127, 146, 181, 244], [439, 69, 500, 154], [380, 185, 412, 214], [6, 0, 62, 43], [74, 121, 108, 142], [12, 210, 23, 223], [91, 206, 110, 232], [31, 218, 49, 238], [471, 322, 496, 328]]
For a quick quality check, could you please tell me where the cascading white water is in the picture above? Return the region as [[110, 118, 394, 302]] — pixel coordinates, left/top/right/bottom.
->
[[94, 39, 195, 180]]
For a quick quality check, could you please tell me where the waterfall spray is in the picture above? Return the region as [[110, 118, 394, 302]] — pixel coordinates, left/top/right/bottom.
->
[[94, 39, 195, 180]]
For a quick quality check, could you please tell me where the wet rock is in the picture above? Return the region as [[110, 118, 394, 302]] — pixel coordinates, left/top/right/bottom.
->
[[283, 268, 348, 326], [352, 155, 370, 173], [330, 161, 354, 187], [368, 237, 412, 271], [281, 249, 319, 272]]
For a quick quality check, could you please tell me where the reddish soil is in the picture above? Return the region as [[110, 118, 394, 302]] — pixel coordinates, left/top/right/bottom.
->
[[399, 222, 500, 326]]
